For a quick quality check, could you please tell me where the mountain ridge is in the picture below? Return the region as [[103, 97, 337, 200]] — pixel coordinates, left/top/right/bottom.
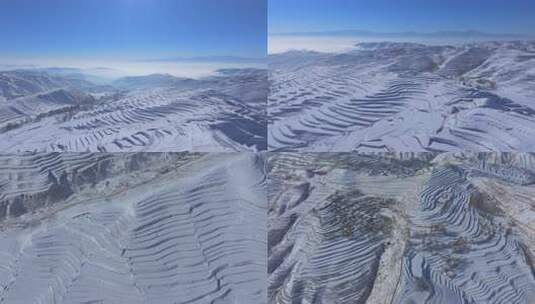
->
[[270, 29, 531, 38]]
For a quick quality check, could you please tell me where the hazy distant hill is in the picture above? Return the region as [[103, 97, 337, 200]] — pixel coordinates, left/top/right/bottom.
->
[[270, 29, 530, 39]]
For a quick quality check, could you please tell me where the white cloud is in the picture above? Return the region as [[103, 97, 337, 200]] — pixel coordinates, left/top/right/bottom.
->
[[268, 36, 359, 54]]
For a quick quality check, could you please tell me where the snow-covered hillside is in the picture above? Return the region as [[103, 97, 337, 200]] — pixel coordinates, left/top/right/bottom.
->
[[269, 41, 535, 151], [268, 152, 535, 303], [0, 69, 267, 152], [0, 152, 267, 304]]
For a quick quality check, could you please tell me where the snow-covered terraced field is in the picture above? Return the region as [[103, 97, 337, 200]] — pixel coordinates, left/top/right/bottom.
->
[[268, 152, 535, 304], [0, 152, 267, 304], [269, 41, 535, 152], [0, 69, 267, 152]]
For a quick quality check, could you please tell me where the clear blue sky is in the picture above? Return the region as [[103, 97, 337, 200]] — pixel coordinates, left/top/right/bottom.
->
[[0, 0, 267, 60], [269, 0, 535, 35]]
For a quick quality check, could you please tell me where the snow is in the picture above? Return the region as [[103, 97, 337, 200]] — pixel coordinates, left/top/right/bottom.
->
[[269, 41, 535, 152], [0, 69, 267, 152], [0, 152, 267, 304]]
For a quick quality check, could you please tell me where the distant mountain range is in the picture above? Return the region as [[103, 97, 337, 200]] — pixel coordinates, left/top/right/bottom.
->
[[112, 73, 195, 90], [270, 29, 531, 39], [0, 69, 100, 100], [0, 67, 268, 102], [139, 55, 265, 64]]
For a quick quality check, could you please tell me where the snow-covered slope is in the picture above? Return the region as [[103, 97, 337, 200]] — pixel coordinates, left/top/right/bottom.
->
[[0, 70, 100, 100], [0, 69, 267, 152], [268, 152, 535, 303], [0, 152, 267, 304], [269, 41, 535, 152]]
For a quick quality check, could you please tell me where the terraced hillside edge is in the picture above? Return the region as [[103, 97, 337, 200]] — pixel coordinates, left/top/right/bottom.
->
[[269, 41, 535, 152], [0, 152, 267, 304], [0, 69, 267, 152], [268, 152, 535, 304]]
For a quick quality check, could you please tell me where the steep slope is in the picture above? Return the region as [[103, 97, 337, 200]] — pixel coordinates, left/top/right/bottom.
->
[[268, 153, 535, 304], [0, 153, 267, 304], [0, 68, 267, 152], [268, 41, 535, 152], [0, 70, 98, 100]]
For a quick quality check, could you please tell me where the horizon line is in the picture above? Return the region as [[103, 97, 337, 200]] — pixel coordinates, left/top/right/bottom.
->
[[135, 55, 266, 64], [269, 29, 533, 38]]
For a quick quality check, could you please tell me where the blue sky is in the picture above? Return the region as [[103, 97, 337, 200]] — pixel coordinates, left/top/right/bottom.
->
[[269, 0, 535, 35], [0, 0, 266, 61]]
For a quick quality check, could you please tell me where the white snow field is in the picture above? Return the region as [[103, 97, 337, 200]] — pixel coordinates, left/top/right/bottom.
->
[[0, 152, 267, 304], [268, 152, 535, 304], [268, 41, 535, 152], [0, 68, 267, 152]]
